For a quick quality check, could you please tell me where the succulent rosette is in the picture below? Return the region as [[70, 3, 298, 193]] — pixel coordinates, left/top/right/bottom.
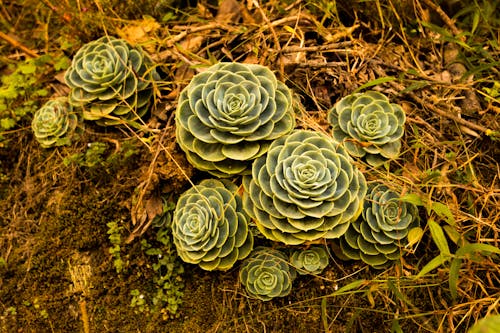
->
[[239, 247, 296, 301], [290, 246, 329, 275], [31, 97, 79, 148], [172, 179, 254, 271], [468, 315, 500, 333], [175, 62, 295, 177], [243, 130, 367, 245], [64, 36, 159, 125], [328, 91, 406, 166], [338, 183, 419, 268]]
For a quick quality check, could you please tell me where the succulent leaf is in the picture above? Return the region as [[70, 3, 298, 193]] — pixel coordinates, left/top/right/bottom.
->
[[172, 179, 254, 271], [239, 247, 296, 301], [243, 130, 367, 245], [64, 36, 159, 125], [290, 247, 329, 275], [337, 183, 420, 268], [328, 91, 406, 167], [31, 97, 79, 148], [176, 62, 295, 177]]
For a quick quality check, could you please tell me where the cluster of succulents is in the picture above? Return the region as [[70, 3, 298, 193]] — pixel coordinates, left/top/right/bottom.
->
[[64, 36, 159, 125], [337, 183, 419, 268], [171, 179, 254, 271], [31, 97, 79, 148], [290, 246, 329, 275], [243, 130, 367, 245], [328, 91, 406, 167], [175, 62, 295, 177], [35, 41, 418, 302], [239, 247, 296, 301]]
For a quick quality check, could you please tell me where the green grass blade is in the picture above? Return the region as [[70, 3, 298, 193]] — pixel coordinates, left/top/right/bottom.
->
[[330, 279, 367, 296], [428, 219, 451, 256], [431, 202, 455, 225], [449, 257, 462, 300], [353, 77, 396, 94], [416, 254, 449, 278]]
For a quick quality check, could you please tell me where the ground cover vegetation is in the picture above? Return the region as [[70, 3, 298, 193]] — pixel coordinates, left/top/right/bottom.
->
[[0, 0, 499, 332]]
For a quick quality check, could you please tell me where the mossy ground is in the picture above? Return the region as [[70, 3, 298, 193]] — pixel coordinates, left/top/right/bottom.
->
[[1, 1, 499, 332]]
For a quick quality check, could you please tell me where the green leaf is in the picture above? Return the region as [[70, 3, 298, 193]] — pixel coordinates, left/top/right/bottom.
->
[[387, 279, 414, 307], [443, 225, 461, 245], [330, 279, 367, 296], [353, 77, 396, 94], [399, 193, 424, 206], [448, 257, 461, 300], [400, 81, 431, 94], [54, 56, 71, 71], [416, 254, 449, 278], [18, 62, 37, 75], [455, 243, 500, 257], [428, 219, 451, 256], [0, 117, 16, 130], [431, 202, 455, 225], [471, 9, 480, 34], [406, 227, 424, 247]]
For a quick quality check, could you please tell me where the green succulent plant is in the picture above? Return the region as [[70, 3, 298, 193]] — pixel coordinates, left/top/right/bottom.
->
[[243, 130, 367, 245], [338, 183, 419, 268], [64, 36, 159, 125], [239, 247, 296, 301], [467, 315, 500, 333], [176, 62, 295, 177], [290, 246, 329, 275], [327, 91, 406, 167], [172, 179, 254, 271], [31, 97, 79, 148]]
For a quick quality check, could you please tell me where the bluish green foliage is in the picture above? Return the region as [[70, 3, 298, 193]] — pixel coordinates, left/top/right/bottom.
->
[[338, 183, 419, 269], [64, 36, 159, 125], [239, 247, 296, 301], [176, 62, 295, 177], [243, 130, 367, 245], [172, 179, 254, 271], [290, 246, 329, 275], [328, 91, 406, 166], [31, 97, 79, 148]]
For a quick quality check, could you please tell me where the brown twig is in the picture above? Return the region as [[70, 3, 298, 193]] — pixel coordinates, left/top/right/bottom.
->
[[0, 31, 38, 58], [79, 300, 90, 333], [420, 0, 462, 37], [280, 41, 355, 54]]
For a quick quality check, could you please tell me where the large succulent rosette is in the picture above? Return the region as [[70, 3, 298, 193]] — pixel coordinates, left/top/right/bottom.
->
[[175, 62, 295, 177], [328, 91, 406, 167], [64, 36, 159, 125], [290, 246, 329, 275], [239, 247, 296, 301], [338, 183, 419, 268], [172, 179, 254, 271], [31, 97, 79, 148], [243, 130, 367, 245]]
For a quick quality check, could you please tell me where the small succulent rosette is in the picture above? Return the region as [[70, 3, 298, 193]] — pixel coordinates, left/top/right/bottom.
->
[[31, 97, 79, 148], [171, 179, 254, 271], [64, 36, 159, 125], [328, 91, 406, 167], [337, 183, 419, 269], [175, 62, 295, 177], [290, 246, 329, 275], [243, 130, 367, 245], [239, 247, 296, 301], [467, 315, 500, 333]]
